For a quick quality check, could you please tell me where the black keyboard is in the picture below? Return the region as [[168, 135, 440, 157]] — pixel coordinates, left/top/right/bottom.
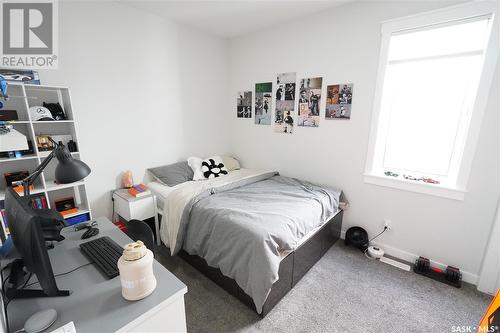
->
[[80, 236, 123, 279]]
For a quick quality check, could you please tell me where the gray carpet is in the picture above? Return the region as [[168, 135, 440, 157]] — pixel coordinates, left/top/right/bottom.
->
[[155, 243, 492, 333]]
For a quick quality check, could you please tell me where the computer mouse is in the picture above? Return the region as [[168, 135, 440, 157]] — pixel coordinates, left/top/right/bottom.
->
[[81, 227, 99, 239]]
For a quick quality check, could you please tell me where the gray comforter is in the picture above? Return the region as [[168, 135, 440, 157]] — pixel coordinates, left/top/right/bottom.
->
[[180, 173, 341, 313]]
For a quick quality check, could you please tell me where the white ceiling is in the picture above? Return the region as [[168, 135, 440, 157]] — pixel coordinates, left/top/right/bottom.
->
[[122, 0, 351, 38]]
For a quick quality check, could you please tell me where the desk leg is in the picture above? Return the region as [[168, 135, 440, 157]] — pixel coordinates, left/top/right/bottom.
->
[[152, 195, 161, 246]]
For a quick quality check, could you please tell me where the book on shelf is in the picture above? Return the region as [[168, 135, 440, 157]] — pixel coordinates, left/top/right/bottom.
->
[[30, 194, 49, 209], [127, 184, 151, 198], [12, 184, 34, 193], [60, 208, 78, 216], [0, 211, 5, 243], [4, 171, 33, 193], [0, 209, 10, 242], [41, 196, 48, 208]]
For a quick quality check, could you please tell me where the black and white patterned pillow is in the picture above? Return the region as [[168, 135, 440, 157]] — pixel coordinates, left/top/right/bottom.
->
[[201, 158, 228, 179]]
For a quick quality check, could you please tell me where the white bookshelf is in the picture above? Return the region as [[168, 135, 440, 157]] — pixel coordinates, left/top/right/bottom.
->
[[0, 83, 92, 223]]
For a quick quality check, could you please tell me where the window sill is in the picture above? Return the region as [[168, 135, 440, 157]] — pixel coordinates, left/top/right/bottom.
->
[[363, 173, 466, 200]]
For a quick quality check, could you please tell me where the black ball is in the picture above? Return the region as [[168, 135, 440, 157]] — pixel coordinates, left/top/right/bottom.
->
[[345, 226, 368, 252]]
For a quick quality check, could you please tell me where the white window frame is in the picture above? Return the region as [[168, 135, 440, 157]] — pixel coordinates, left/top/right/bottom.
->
[[364, 2, 499, 201]]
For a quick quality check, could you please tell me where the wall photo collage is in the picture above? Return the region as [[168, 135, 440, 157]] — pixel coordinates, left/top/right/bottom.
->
[[237, 72, 353, 134], [274, 72, 296, 134], [237, 91, 252, 118], [255, 82, 272, 125], [325, 84, 353, 120]]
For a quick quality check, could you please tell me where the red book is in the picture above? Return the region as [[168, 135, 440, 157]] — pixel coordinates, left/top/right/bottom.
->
[[41, 196, 48, 209]]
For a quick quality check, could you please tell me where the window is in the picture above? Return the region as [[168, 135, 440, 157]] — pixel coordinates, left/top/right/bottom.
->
[[365, 3, 499, 200]]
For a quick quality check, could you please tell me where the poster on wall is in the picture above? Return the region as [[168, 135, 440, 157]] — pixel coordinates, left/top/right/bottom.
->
[[237, 91, 252, 118], [298, 77, 322, 127], [255, 82, 272, 125], [274, 72, 296, 134], [325, 83, 353, 120]]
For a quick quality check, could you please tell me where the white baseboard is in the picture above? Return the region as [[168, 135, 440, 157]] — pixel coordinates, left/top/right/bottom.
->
[[339, 230, 478, 285]]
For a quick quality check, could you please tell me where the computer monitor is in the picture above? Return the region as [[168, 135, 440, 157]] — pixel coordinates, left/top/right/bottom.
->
[[4, 187, 70, 298]]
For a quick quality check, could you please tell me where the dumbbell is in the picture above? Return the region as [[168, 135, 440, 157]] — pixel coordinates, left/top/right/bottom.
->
[[445, 266, 462, 284], [415, 256, 430, 272]]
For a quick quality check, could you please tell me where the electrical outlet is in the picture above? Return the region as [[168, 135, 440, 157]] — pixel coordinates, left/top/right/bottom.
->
[[384, 219, 392, 230]]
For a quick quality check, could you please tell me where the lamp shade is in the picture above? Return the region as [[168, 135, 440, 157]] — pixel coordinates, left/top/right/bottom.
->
[[54, 147, 91, 184]]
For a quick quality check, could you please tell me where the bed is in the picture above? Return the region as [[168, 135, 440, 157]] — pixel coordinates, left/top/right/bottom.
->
[[148, 168, 344, 316]]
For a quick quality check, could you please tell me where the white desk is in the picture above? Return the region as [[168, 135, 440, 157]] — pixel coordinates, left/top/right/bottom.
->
[[8, 217, 187, 333]]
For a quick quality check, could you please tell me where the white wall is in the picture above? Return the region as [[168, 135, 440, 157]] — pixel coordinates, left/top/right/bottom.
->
[[228, 1, 500, 283], [477, 46, 500, 293], [38, 1, 230, 218]]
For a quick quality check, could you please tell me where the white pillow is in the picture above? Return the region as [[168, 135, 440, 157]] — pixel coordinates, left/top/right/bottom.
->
[[222, 155, 240, 171], [201, 156, 228, 179], [187, 156, 205, 180], [188, 156, 228, 180]]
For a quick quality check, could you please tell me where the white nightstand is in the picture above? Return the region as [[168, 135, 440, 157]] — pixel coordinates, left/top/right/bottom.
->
[[112, 189, 160, 245]]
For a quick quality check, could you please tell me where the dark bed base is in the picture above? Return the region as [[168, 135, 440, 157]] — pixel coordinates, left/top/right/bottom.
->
[[178, 210, 343, 316]]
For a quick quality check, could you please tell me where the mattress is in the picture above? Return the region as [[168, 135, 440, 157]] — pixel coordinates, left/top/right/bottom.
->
[[149, 177, 347, 256]]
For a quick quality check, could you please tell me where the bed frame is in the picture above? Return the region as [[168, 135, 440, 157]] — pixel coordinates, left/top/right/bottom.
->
[[178, 210, 344, 316]]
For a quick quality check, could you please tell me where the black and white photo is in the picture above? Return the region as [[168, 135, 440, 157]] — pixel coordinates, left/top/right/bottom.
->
[[298, 77, 322, 127], [255, 82, 272, 125], [274, 72, 296, 133], [237, 91, 252, 118]]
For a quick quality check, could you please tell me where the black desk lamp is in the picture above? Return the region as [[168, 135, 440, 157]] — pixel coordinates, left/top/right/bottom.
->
[[22, 137, 91, 196], [19, 137, 91, 241]]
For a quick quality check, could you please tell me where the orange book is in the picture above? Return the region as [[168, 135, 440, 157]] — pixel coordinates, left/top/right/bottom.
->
[[60, 208, 78, 216], [128, 188, 139, 197], [127, 186, 150, 197], [12, 185, 34, 193]]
